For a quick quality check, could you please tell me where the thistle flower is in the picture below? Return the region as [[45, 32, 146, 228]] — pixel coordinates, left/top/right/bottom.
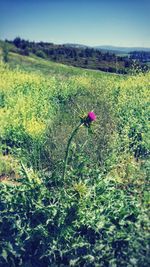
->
[[80, 111, 97, 127], [88, 111, 97, 121]]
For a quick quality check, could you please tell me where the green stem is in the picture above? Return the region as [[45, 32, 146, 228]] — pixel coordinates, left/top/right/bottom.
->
[[62, 122, 83, 181]]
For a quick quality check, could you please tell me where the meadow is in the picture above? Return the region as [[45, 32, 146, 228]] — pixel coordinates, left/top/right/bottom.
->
[[0, 53, 150, 266]]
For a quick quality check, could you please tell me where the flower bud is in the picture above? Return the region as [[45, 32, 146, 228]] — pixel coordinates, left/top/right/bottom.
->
[[88, 111, 97, 121]]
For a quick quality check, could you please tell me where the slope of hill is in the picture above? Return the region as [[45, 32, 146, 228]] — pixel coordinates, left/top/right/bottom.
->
[[2, 38, 150, 74], [1, 48, 122, 79], [3, 38, 133, 74], [0, 52, 149, 266]]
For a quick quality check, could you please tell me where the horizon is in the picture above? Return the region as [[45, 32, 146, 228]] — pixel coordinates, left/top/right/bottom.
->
[[0, 0, 150, 48], [2, 38, 150, 49]]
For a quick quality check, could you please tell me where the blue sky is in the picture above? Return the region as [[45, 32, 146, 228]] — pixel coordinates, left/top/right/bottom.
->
[[0, 0, 150, 47]]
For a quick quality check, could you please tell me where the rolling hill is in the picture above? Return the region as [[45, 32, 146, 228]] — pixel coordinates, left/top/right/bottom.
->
[[0, 43, 149, 267], [1, 39, 150, 74]]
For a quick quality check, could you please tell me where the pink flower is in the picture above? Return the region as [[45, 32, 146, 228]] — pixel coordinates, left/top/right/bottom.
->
[[88, 111, 96, 121], [80, 111, 96, 127]]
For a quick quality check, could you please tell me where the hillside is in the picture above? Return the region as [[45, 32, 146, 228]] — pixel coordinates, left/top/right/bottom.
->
[[1, 47, 123, 79], [2, 38, 150, 74], [3, 38, 132, 74], [0, 54, 149, 266]]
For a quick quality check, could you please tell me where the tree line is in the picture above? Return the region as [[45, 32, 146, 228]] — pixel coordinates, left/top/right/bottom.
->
[[4, 38, 149, 73], [130, 51, 150, 62]]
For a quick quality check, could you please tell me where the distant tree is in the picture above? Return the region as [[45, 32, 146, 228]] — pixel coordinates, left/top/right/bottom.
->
[[74, 56, 78, 61], [72, 50, 77, 58], [124, 60, 130, 68], [20, 48, 29, 56], [13, 37, 21, 48], [2, 42, 9, 62], [35, 50, 46, 58], [78, 51, 84, 57], [85, 48, 93, 57]]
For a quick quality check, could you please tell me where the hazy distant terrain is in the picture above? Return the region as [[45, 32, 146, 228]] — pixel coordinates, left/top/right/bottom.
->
[[94, 45, 150, 52]]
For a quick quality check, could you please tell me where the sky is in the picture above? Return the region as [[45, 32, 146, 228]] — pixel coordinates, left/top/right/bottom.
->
[[0, 0, 150, 47]]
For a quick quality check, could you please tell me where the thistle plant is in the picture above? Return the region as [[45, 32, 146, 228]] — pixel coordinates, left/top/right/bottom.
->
[[62, 111, 96, 181]]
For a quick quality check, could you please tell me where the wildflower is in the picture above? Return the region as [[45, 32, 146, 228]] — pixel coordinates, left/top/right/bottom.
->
[[80, 111, 97, 127], [88, 111, 97, 121]]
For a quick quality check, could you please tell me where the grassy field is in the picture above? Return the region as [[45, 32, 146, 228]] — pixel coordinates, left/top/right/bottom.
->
[[0, 53, 149, 266]]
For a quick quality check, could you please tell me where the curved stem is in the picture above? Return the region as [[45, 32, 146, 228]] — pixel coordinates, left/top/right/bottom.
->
[[62, 122, 83, 181]]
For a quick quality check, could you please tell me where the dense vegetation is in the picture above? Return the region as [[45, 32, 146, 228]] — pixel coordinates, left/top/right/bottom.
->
[[0, 53, 149, 266], [4, 38, 136, 73], [130, 51, 150, 63]]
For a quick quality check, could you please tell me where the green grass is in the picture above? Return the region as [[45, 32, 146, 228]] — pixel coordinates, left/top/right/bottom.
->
[[8, 51, 123, 78], [0, 54, 149, 266]]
